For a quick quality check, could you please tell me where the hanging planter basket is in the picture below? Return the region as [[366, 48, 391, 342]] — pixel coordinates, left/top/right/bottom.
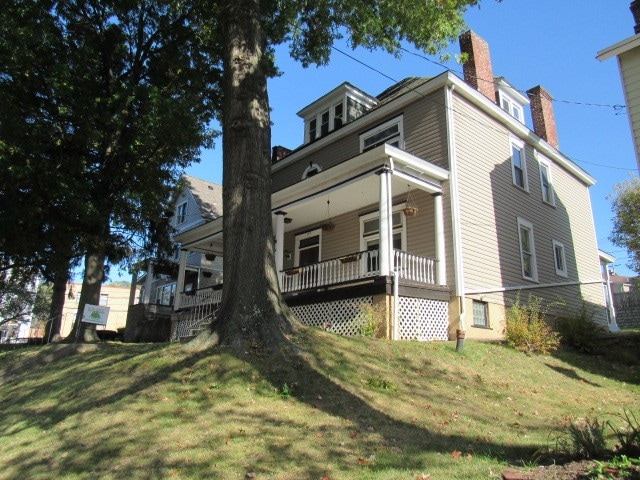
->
[[321, 199, 336, 232], [403, 186, 418, 217], [402, 205, 418, 217], [322, 221, 336, 232]]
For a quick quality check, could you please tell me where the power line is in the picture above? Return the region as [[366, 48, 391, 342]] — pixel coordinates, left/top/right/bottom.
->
[[329, 44, 637, 173], [398, 46, 627, 112]]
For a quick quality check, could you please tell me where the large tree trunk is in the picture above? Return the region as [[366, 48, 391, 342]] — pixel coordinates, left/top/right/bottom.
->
[[45, 268, 69, 343], [66, 246, 105, 343], [206, 0, 297, 353]]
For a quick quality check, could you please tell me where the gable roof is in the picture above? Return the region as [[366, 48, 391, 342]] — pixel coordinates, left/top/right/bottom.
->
[[183, 174, 223, 220]]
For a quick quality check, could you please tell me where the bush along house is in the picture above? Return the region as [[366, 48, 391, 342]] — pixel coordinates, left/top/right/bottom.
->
[[170, 31, 612, 343]]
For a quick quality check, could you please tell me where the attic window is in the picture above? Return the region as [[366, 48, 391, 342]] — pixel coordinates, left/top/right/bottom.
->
[[360, 116, 404, 152], [499, 91, 525, 123], [302, 163, 322, 179]]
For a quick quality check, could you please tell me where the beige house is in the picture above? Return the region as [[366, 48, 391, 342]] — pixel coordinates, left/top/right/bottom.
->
[[61, 283, 137, 338], [597, 0, 640, 172], [171, 30, 610, 343]]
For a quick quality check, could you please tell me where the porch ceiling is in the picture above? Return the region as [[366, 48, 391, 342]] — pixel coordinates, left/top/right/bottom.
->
[[177, 144, 449, 254]]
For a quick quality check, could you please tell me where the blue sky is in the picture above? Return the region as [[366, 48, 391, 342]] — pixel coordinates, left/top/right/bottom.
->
[[113, 0, 640, 281]]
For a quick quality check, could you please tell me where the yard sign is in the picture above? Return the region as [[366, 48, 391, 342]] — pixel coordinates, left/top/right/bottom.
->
[[82, 304, 109, 326]]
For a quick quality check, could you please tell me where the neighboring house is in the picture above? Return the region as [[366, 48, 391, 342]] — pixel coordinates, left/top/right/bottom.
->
[[605, 260, 640, 329], [124, 175, 223, 341], [60, 283, 136, 338], [171, 30, 610, 343], [597, 0, 640, 172]]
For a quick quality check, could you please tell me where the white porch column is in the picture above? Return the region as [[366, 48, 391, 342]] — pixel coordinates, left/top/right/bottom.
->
[[274, 211, 286, 277], [433, 192, 446, 286], [174, 251, 188, 311], [142, 260, 154, 304], [378, 166, 393, 276]]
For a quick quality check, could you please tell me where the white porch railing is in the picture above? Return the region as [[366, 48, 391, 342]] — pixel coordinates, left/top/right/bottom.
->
[[172, 286, 223, 341], [279, 249, 436, 293], [179, 285, 222, 309], [394, 250, 436, 284]]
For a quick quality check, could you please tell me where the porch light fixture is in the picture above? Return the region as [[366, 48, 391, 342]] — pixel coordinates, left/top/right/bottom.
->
[[321, 199, 336, 232], [403, 185, 418, 217]]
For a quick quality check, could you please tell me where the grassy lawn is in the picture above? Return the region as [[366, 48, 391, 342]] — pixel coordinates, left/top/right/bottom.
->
[[0, 329, 638, 479]]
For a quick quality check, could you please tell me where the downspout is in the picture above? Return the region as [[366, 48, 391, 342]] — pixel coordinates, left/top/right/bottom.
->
[[445, 83, 467, 351]]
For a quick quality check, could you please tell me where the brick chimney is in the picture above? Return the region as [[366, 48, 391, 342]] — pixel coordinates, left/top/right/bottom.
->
[[527, 85, 559, 149], [271, 145, 292, 164], [631, 0, 640, 34], [459, 31, 496, 102]]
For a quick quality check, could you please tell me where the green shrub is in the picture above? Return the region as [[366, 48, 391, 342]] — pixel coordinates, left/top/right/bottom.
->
[[608, 410, 640, 457], [556, 417, 608, 460], [556, 303, 606, 353], [359, 302, 386, 337], [504, 294, 561, 355]]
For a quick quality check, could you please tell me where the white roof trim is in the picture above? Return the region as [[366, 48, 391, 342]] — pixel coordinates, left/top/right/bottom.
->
[[597, 33, 640, 61]]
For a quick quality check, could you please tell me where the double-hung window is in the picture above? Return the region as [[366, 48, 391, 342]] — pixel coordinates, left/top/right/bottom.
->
[[553, 240, 568, 277], [176, 202, 188, 225], [537, 155, 555, 206], [510, 138, 528, 190], [517, 218, 537, 281], [360, 207, 406, 273]]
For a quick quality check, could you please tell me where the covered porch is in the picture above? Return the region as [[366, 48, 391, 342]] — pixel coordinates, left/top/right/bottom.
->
[[173, 143, 451, 340]]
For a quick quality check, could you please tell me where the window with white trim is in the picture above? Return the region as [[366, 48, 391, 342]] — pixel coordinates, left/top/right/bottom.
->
[[510, 138, 528, 190], [500, 93, 524, 123], [553, 240, 568, 277], [517, 218, 537, 281], [99, 293, 108, 306], [294, 229, 322, 267], [537, 155, 555, 205], [306, 101, 347, 142], [176, 202, 188, 225], [472, 300, 489, 328], [360, 116, 404, 152], [360, 206, 407, 272]]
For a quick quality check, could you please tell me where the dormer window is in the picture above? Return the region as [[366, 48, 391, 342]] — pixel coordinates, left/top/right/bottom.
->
[[298, 82, 378, 144], [495, 77, 529, 124], [500, 94, 524, 123]]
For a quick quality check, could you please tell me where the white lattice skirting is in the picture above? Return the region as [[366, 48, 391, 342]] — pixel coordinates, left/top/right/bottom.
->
[[292, 295, 449, 341], [398, 297, 448, 341], [291, 296, 373, 337]]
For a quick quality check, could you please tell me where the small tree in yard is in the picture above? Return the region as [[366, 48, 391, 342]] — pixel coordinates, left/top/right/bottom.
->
[[196, 0, 483, 355], [610, 176, 640, 275]]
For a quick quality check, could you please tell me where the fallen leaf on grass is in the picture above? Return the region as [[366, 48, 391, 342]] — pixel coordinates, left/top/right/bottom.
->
[[451, 450, 462, 458], [416, 475, 431, 480]]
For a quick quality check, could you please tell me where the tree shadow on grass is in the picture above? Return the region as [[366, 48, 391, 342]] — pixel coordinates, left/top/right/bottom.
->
[[232, 334, 542, 476], [0, 336, 546, 479]]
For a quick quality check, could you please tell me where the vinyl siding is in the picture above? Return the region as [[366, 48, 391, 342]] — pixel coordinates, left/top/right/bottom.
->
[[451, 92, 605, 320], [620, 48, 640, 168], [281, 191, 437, 270], [272, 89, 450, 191]]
